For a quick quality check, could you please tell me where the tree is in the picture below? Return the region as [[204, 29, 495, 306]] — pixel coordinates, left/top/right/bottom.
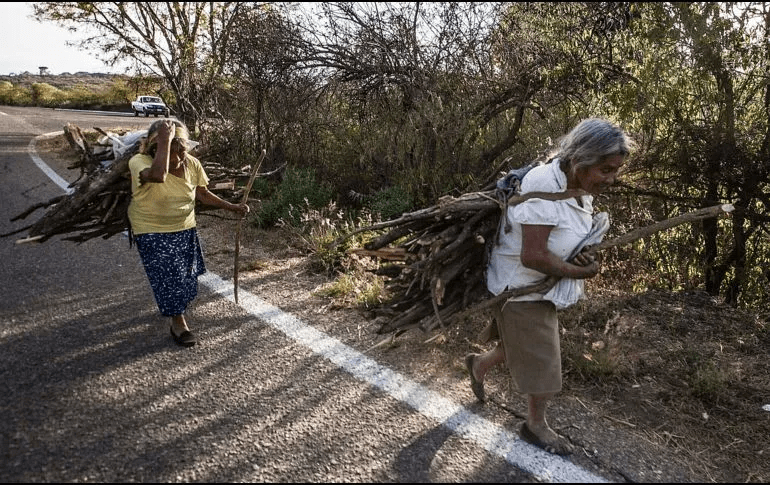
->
[[34, 2, 245, 132], [278, 2, 641, 203], [215, 3, 312, 164], [597, 2, 770, 306]]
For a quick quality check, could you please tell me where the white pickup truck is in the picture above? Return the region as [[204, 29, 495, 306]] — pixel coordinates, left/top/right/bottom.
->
[[131, 96, 170, 117]]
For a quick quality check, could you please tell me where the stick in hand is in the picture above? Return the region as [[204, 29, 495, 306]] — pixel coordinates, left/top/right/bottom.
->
[[234, 149, 266, 304]]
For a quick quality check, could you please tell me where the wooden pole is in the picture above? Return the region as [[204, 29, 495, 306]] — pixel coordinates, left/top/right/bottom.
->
[[234, 149, 266, 304]]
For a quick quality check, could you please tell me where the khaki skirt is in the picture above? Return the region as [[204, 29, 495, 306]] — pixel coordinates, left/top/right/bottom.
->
[[487, 299, 561, 395]]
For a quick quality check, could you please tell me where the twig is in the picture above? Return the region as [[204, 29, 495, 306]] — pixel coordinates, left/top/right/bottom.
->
[[257, 162, 287, 178], [488, 396, 527, 419], [574, 396, 592, 411], [366, 333, 397, 352], [15, 235, 44, 244], [589, 204, 734, 255], [602, 415, 637, 428]]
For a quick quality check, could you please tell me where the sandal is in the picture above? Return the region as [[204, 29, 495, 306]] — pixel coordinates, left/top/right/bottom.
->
[[170, 326, 196, 347], [519, 422, 574, 456], [464, 354, 486, 402]]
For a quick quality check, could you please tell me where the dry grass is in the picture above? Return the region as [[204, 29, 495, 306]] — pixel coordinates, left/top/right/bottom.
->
[[556, 287, 770, 482]]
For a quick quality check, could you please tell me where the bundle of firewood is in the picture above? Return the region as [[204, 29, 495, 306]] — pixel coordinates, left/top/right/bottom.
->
[[4, 123, 255, 244], [342, 188, 734, 335]]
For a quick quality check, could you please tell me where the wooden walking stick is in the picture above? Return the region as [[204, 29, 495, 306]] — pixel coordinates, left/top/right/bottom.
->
[[234, 149, 266, 304]]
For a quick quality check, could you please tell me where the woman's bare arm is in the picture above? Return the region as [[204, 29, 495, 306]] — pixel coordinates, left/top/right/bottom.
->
[[520, 224, 599, 279]]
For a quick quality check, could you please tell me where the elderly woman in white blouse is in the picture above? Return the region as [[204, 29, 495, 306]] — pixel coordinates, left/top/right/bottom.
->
[[465, 118, 634, 455]]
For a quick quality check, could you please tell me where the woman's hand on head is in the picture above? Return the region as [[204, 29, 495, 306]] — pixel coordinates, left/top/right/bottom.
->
[[156, 120, 176, 142]]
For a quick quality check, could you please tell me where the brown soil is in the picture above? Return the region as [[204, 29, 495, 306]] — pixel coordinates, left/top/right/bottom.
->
[[39, 132, 770, 483]]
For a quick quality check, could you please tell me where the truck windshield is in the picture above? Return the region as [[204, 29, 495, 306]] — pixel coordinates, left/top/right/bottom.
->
[[143, 97, 162, 103]]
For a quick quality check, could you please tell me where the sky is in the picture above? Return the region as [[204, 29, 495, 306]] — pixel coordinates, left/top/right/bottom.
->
[[0, 2, 127, 75]]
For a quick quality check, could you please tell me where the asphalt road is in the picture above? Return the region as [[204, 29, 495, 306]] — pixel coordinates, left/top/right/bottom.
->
[[0, 106, 687, 483]]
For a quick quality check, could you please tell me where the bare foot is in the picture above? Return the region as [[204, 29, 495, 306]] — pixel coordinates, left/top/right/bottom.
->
[[520, 422, 574, 455]]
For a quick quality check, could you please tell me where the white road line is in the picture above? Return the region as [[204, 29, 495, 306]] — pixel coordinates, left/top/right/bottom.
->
[[28, 133, 74, 195], [29, 132, 607, 483], [0, 110, 9, 116]]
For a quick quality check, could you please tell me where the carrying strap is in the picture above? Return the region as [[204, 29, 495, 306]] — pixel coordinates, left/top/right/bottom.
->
[[493, 161, 542, 243]]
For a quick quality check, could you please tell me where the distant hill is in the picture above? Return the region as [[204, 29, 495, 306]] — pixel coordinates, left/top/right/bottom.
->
[[0, 72, 160, 91], [0, 72, 166, 112]]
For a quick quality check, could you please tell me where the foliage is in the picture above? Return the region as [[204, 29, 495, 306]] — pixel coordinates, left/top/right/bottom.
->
[[254, 167, 334, 229], [28, 2, 770, 308], [0, 75, 165, 109], [685, 351, 729, 401], [0, 80, 31, 105], [290, 201, 386, 307], [366, 185, 414, 221], [278, 198, 381, 293], [591, 2, 770, 307], [29, 83, 64, 107]]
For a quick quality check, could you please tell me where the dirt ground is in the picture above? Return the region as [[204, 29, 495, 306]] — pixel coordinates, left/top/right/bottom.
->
[[38, 133, 770, 482]]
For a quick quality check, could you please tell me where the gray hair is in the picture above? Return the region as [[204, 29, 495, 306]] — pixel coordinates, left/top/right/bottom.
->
[[552, 118, 633, 172], [147, 119, 188, 138], [141, 119, 191, 156]]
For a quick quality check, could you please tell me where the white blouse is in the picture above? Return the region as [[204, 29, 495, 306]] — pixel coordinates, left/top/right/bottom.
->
[[486, 159, 595, 303]]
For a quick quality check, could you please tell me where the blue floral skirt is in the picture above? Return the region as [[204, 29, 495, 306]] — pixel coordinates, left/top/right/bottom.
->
[[134, 228, 206, 317]]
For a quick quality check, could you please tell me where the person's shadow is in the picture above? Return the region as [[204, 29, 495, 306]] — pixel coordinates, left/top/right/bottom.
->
[[394, 405, 530, 483]]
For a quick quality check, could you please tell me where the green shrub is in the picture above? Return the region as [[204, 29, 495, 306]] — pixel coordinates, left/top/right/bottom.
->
[[0, 81, 12, 101], [273, 198, 376, 276], [30, 83, 65, 107], [303, 204, 374, 274], [301, 202, 385, 304], [683, 350, 729, 401], [254, 167, 334, 228], [104, 78, 133, 104], [0, 82, 31, 105], [66, 83, 100, 108], [366, 185, 414, 221], [690, 361, 728, 400], [249, 177, 270, 199]]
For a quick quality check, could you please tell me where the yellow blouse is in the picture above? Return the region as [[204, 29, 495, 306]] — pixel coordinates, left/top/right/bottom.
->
[[127, 153, 209, 235]]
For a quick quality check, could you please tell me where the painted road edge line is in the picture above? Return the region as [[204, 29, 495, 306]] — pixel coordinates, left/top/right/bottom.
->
[[30, 132, 608, 483], [28, 132, 74, 195]]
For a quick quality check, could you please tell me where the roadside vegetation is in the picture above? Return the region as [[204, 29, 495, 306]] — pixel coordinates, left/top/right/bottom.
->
[[0, 73, 169, 111], [24, 2, 770, 312]]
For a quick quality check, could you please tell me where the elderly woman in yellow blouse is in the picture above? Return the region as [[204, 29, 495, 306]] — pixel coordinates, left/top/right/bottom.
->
[[128, 119, 248, 347], [465, 118, 633, 455]]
